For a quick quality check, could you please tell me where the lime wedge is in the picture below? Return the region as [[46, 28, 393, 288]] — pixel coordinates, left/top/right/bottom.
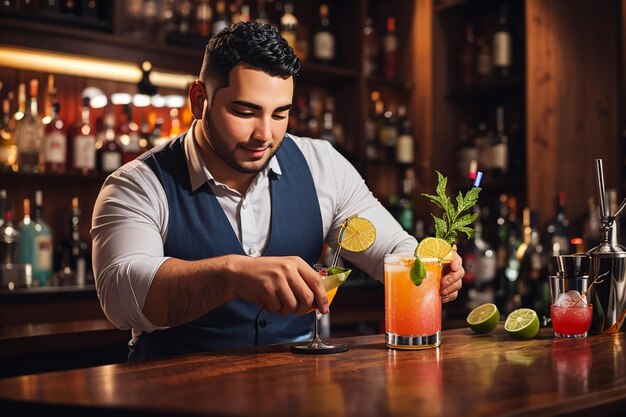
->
[[410, 258, 427, 286], [504, 308, 540, 340], [322, 267, 351, 292], [467, 303, 500, 334]]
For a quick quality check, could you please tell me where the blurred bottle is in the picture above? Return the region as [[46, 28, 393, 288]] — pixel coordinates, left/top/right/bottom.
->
[[68, 96, 96, 174], [280, 2, 298, 52], [143, 0, 160, 40], [381, 16, 398, 79], [0, 97, 17, 171], [125, 0, 144, 38], [379, 105, 398, 162], [150, 117, 166, 148], [395, 105, 413, 165], [307, 91, 321, 138], [15, 79, 43, 173], [363, 17, 378, 76], [397, 168, 415, 233], [212, 0, 229, 36], [96, 107, 122, 173], [583, 197, 601, 251], [503, 196, 521, 313], [118, 104, 141, 164], [475, 36, 492, 82], [53, 197, 90, 286], [365, 91, 379, 161], [255, 0, 269, 24], [18, 192, 53, 287], [494, 194, 510, 308], [490, 106, 509, 176], [313, 4, 335, 64], [319, 97, 338, 148], [195, 0, 212, 37], [460, 23, 476, 87], [492, 2, 512, 78], [474, 122, 492, 174], [0, 199, 20, 266], [517, 208, 549, 317], [544, 191, 571, 257], [472, 208, 497, 308], [456, 122, 477, 180], [178, 0, 193, 36], [42, 80, 67, 173]]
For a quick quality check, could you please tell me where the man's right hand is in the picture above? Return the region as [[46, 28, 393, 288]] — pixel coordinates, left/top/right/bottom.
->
[[227, 255, 329, 316]]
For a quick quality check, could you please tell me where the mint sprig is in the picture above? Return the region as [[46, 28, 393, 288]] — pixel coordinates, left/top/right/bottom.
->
[[421, 171, 481, 246]]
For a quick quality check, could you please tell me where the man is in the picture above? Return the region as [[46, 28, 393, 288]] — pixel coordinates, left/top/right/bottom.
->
[[91, 22, 464, 361]]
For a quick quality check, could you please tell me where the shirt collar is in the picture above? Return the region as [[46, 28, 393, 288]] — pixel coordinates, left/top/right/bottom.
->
[[184, 120, 283, 192]]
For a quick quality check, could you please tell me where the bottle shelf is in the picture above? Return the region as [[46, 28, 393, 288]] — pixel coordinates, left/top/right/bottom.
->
[[367, 76, 412, 92], [0, 6, 112, 32], [450, 175, 526, 193], [0, 170, 107, 182], [445, 74, 524, 102]]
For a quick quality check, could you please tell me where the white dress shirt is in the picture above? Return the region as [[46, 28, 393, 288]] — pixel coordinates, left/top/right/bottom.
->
[[91, 122, 417, 336]]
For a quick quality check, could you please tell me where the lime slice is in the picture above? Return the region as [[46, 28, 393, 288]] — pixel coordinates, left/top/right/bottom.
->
[[415, 237, 452, 262], [467, 303, 500, 334], [504, 308, 540, 340], [338, 217, 376, 253], [410, 258, 427, 286], [322, 267, 351, 292]]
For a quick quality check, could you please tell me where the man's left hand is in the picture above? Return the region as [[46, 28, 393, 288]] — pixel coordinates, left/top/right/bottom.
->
[[440, 250, 464, 303]]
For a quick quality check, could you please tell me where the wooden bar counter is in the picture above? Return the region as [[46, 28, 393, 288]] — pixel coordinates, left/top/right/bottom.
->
[[0, 326, 625, 416]]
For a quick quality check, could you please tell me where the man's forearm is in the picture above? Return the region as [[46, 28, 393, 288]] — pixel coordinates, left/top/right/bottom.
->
[[143, 256, 238, 327]]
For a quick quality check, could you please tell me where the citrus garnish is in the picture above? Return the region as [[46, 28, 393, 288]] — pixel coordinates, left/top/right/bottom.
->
[[309, 267, 351, 312], [410, 257, 427, 286], [414, 237, 453, 262], [338, 217, 376, 253], [467, 303, 500, 334], [504, 308, 540, 340]]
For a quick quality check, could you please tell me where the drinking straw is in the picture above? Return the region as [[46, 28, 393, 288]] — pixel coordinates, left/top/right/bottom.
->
[[473, 171, 483, 188]]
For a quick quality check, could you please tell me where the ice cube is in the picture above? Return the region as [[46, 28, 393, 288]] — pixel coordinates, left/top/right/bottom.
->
[[555, 291, 579, 307]]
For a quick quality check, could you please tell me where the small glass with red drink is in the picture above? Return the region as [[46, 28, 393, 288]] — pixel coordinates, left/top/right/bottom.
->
[[549, 274, 593, 338]]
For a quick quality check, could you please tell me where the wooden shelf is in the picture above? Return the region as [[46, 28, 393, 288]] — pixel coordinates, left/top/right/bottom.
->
[[0, 170, 107, 182], [367, 75, 413, 92], [445, 74, 525, 102]]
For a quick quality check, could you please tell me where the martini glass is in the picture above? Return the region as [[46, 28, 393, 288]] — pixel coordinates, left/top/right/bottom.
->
[[290, 264, 351, 354]]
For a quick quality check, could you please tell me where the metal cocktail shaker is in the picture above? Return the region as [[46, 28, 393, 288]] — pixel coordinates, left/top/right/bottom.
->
[[587, 159, 626, 333]]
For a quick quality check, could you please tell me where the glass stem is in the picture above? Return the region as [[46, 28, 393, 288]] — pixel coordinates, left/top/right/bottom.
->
[[313, 311, 322, 341]]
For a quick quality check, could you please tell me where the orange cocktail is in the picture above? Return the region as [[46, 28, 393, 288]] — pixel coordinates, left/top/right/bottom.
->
[[385, 254, 442, 349]]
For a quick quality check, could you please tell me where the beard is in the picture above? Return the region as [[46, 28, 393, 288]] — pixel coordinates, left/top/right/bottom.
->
[[203, 113, 282, 174]]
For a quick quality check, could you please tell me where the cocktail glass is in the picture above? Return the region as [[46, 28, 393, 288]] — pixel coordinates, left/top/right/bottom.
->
[[290, 265, 351, 354], [549, 275, 593, 338], [385, 254, 443, 349]]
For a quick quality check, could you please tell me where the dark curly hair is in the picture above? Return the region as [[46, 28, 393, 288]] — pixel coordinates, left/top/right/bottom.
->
[[199, 21, 300, 90]]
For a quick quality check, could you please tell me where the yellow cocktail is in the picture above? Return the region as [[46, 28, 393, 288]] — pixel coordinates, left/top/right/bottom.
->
[[385, 254, 442, 349]]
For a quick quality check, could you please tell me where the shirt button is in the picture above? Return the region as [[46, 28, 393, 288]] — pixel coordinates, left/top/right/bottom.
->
[[248, 248, 256, 255], [242, 201, 247, 209], [259, 319, 268, 328]]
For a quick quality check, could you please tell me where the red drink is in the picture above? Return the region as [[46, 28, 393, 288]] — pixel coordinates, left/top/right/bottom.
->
[[551, 304, 592, 337]]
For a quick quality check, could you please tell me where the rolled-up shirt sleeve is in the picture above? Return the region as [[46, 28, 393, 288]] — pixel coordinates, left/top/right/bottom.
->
[[91, 160, 170, 332]]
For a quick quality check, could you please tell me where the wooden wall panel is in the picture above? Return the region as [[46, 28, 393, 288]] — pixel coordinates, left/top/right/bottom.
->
[[526, 0, 620, 227]]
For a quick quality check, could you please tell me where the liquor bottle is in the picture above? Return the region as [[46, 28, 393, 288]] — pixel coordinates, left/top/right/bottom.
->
[[465, 208, 497, 309], [365, 92, 379, 161], [96, 107, 122, 173], [318, 96, 338, 148], [313, 4, 335, 64], [150, 117, 165, 148], [460, 23, 476, 87], [379, 106, 398, 162], [503, 196, 521, 314], [0, 189, 5, 230], [492, 3, 512, 78], [42, 91, 67, 173], [18, 192, 53, 287], [474, 122, 492, 174], [118, 104, 141, 164], [397, 168, 415, 233], [0, 97, 17, 171], [544, 191, 571, 257], [395, 105, 413, 164], [456, 123, 477, 180], [280, 2, 298, 52], [169, 108, 181, 139], [517, 208, 549, 317], [494, 194, 510, 308], [491, 106, 509, 175], [143, 0, 160, 40], [212, 0, 229, 36], [54, 197, 90, 286], [475, 36, 492, 82], [255, 0, 269, 24], [195, 0, 212, 37], [381, 16, 398, 79], [307, 91, 321, 138], [363, 17, 378, 76], [0, 201, 20, 267], [125, 0, 145, 38], [41, 74, 55, 126], [14, 79, 43, 173], [68, 96, 96, 174], [583, 196, 601, 251]]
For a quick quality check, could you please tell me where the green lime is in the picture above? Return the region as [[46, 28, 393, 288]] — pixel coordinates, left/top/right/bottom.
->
[[410, 258, 427, 286], [504, 308, 540, 340], [467, 303, 500, 334], [323, 267, 351, 292]]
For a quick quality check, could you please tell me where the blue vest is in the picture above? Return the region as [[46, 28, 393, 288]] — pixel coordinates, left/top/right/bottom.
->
[[130, 135, 323, 361]]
